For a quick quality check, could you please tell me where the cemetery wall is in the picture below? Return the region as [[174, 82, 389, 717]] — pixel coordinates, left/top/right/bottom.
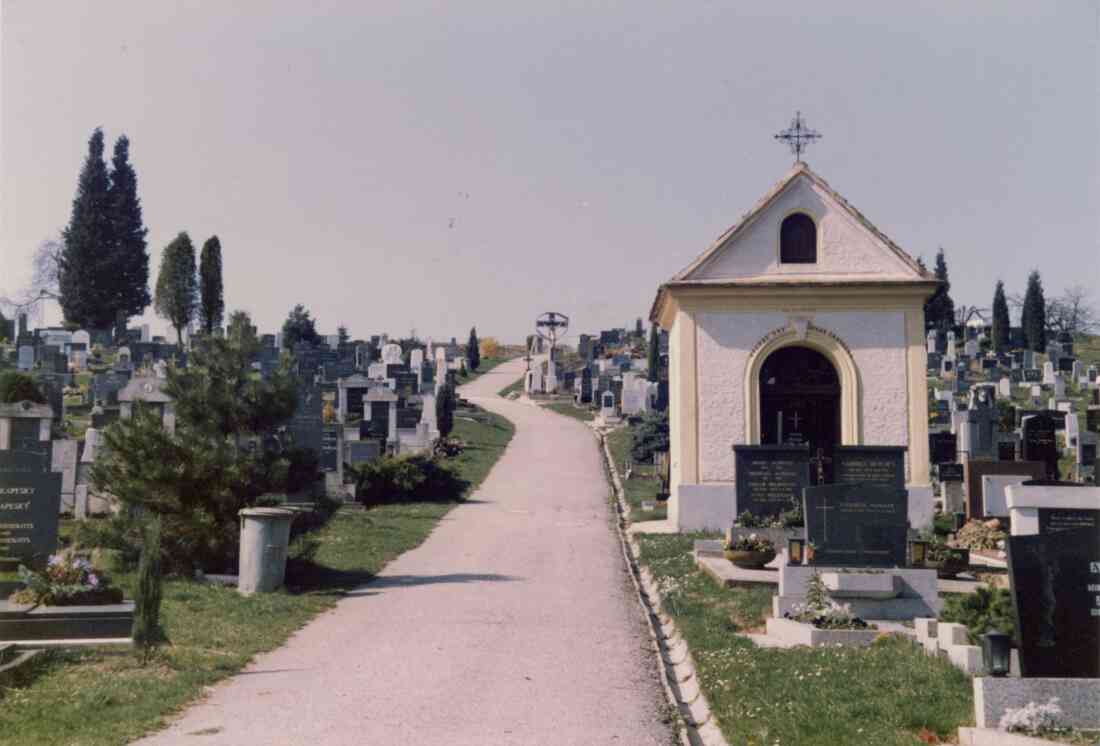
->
[[695, 309, 909, 482], [689, 177, 916, 281]]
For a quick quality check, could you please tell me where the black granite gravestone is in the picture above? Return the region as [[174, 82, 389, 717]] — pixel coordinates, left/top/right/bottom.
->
[[937, 463, 964, 482], [1021, 414, 1059, 480], [1007, 508, 1099, 678], [803, 482, 909, 567], [833, 446, 906, 491], [929, 432, 958, 465], [1023, 369, 1042, 383], [0, 450, 62, 566], [997, 441, 1017, 462], [733, 445, 810, 521], [1087, 407, 1100, 434]]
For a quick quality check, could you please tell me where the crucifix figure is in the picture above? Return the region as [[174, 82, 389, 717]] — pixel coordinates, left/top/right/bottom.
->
[[809, 447, 832, 485], [789, 411, 802, 430], [774, 111, 822, 162]]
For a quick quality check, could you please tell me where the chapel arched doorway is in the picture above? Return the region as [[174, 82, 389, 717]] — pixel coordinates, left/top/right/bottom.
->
[[759, 345, 841, 483]]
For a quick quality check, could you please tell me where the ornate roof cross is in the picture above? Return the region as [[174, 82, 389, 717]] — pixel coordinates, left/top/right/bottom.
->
[[774, 111, 821, 162]]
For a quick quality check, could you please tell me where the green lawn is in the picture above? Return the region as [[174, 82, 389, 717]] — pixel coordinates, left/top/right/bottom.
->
[[542, 400, 595, 423], [0, 408, 515, 746], [497, 375, 525, 398], [636, 534, 974, 746], [606, 427, 667, 523]]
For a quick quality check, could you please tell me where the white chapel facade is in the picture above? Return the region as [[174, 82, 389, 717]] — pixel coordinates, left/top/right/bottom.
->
[[650, 162, 939, 531]]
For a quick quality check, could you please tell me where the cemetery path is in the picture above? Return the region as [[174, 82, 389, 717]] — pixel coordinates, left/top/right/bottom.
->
[[135, 356, 672, 746]]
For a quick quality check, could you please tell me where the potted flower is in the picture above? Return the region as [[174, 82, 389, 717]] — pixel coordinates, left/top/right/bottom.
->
[[923, 535, 970, 578], [724, 533, 776, 569]]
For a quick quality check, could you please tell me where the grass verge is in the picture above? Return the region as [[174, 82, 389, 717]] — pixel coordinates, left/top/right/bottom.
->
[[606, 427, 667, 523], [542, 401, 595, 423], [635, 534, 974, 746], [0, 408, 515, 746]]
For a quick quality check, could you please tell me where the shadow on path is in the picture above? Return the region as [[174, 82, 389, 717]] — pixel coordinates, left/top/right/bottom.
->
[[344, 572, 521, 596]]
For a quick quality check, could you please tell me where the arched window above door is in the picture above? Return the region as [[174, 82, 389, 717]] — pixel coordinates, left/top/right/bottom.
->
[[780, 213, 817, 264]]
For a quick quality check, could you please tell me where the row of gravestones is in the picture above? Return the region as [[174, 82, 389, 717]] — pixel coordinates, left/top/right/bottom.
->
[[731, 443, 1100, 680]]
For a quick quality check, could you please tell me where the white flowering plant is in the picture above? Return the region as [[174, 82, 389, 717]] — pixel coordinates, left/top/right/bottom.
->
[[9, 551, 123, 606], [999, 698, 1064, 735], [725, 533, 775, 553]]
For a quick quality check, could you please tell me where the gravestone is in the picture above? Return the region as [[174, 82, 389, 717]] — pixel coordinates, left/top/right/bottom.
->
[[0, 450, 62, 565], [1087, 407, 1100, 434], [1020, 413, 1059, 479], [997, 440, 1017, 462], [937, 463, 964, 482], [832, 446, 906, 491], [929, 432, 958, 464], [1006, 503, 1099, 678], [1023, 368, 1041, 383], [802, 482, 908, 567], [980, 474, 1030, 517], [733, 445, 810, 521], [963, 461, 1046, 519]]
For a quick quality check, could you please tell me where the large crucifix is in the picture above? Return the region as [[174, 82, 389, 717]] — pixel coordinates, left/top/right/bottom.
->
[[774, 111, 822, 163]]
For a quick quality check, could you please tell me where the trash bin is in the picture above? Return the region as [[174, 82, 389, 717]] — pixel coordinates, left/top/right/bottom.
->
[[238, 507, 296, 594]]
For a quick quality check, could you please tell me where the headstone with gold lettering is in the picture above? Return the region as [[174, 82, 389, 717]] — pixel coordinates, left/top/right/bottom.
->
[[0, 450, 61, 566]]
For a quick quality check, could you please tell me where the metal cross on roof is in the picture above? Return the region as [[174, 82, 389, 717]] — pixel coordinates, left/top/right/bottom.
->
[[774, 111, 821, 162]]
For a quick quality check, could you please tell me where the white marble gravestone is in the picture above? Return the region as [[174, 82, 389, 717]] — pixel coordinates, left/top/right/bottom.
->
[[381, 343, 403, 365], [981, 474, 1030, 517]]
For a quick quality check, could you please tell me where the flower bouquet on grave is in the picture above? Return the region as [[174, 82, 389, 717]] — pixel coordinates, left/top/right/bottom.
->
[[723, 533, 776, 569], [9, 551, 124, 607]]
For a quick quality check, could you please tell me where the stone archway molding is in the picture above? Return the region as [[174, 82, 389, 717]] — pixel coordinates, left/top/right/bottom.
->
[[744, 319, 862, 445]]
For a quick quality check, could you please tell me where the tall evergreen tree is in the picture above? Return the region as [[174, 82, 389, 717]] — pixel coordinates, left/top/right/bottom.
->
[[281, 304, 320, 349], [991, 280, 1011, 352], [59, 129, 116, 329], [467, 327, 480, 371], [107, 135, 151, 327], [924, 248, 956, 332], [647, 325, 660, 383], [436, 381, 456, 438], [154, 232, 198, 345], [198, 236, 224, 335], [1022, 270, 1046, 352]]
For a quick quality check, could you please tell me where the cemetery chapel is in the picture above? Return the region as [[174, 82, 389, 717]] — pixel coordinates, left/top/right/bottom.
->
[[651, 160, 939, 531]]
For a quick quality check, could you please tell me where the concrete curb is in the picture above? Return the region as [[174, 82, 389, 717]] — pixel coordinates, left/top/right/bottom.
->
[[598, 432, 729, 746]]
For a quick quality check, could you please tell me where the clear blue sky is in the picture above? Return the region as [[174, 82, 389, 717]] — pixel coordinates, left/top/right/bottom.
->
[[3, 1, 1097, 343]]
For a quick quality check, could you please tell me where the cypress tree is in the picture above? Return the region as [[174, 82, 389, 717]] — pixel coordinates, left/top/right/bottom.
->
[[107, 135, 151, 327], [281, 304, 320, 349], [924, 248, 956, 333], [154, 232, 198, 345], [198, 236, 225, 335], [991, 281, 1010, 352], [436, 381, 456, 438], [133, 513, 166, 663], [1022, 270, 1046, 352], [647, 325, 660, 382], [467, 327, 480, 371], [60, 129, 116, 329]]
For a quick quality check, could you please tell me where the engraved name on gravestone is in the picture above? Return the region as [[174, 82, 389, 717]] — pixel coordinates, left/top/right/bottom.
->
[[803, 482, 909, 567], [833, 446, 906, 491], [733, 445, 810, 520], [1007, 506, 1100, 678], [0, 451, 62, 565]]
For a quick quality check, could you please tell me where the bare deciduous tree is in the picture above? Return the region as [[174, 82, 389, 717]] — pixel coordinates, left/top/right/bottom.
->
[[1046, 286, 1098, 336], [0, 238, 63, 324]]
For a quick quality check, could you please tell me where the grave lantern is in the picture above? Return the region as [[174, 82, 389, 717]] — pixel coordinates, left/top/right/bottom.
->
[[786, 538, 805, 565], [981, 632, 1012, 677], [909, 539, 928, 566]]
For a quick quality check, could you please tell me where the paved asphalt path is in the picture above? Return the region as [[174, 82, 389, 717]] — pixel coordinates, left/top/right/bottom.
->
[[135, 357, 672, 746]]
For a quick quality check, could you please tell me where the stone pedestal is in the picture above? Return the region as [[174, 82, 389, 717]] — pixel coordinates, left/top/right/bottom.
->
[[973, 677, 1100, 729], [774, 565, 941, 620]]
